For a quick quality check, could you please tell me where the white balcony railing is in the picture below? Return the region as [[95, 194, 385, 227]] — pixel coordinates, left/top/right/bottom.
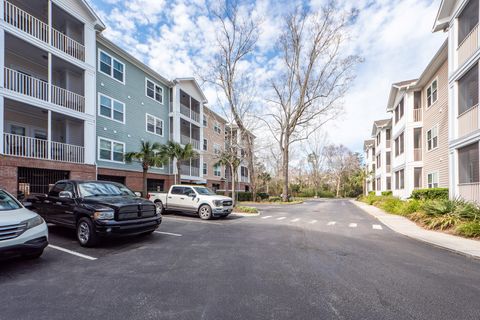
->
[[458, 183, 480, 204], [413, 108, 422, 122], [180, 165, 200, 177], [458, 24, 479, 67], [3, 133, 85, 164], [180, 134, 200, 150], [4, 1, 85, 61], [458, 105, 479, 137], [180, 103, 200, 123], [51, 84, 85, 112], [4, 67, 48, 101], [4, 0, 49, 43], [5, 67, 85, 113]]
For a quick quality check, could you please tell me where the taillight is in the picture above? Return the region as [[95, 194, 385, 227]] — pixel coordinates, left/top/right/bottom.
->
[[147, 193, 151, 200]]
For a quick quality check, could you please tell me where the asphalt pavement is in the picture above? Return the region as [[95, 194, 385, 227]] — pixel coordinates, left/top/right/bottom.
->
[[1, 199, 479, 320]]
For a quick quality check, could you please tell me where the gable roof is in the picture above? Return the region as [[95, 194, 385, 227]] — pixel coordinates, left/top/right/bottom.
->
[[414, 40, 448, 89], [386, 79, 417, 111], [371, 118, 392, 136], [433, 0, 456, 32], [83, 0, 106, 30], [364, 139, 375, 151], [174, 78, 208, 102]]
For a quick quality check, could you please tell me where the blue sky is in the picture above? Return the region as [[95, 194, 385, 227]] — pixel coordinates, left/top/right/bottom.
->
[[89, 0, 446, 158]]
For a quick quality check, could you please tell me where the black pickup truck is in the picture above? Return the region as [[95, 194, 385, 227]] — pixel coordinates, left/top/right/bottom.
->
[[30, 180, 162, 247]]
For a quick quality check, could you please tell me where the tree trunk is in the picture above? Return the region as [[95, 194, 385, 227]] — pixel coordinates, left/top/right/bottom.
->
[[231, 165, 236, 206], [142, 167, 148, 198], [245, 135, 256, 202], [336, 178, 341, 198], [176, 161, 182, 185], [282, 144, 289, 202]]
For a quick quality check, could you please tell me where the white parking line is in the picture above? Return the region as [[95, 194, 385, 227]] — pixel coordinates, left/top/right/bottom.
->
[[309, 220, 318, 224], [291, 218, 300, 222], [327, 221, 336, 226], [277, 217, 286, 220], [372, 224, 383, 230], [154, 231, 182, 237], [349, 223, 358, 228], [162, 216, 222, 225], [48, 244, 97, 261], [262, 215, 272, 219]]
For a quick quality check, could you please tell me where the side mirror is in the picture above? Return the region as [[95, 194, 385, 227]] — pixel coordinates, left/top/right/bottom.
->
[[188, 192, 196, 198], [59, 191, 73, 199], [134, 192, 142, 197], [23, 201, 33, 208]]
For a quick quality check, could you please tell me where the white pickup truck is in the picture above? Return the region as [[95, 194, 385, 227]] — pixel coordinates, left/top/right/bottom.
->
[[148, 185, 233, 220]]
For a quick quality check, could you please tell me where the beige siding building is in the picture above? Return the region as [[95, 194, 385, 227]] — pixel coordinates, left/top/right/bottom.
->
[[418, 41, 449, 188], [202, 106, 227, 191]]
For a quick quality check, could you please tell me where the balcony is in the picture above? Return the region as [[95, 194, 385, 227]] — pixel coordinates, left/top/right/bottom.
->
[[414, 148, 422, 161], [4, 0, 85, 62], [180, 103, 200, 123], [240, 176, 249, 183], [180, 134, 200, 150], [458, 24, 479, 67], [458, 105, 479, 137], [386, 140, 391, 148], [458, 183, 480, 203], [413, 108, 422, 122]]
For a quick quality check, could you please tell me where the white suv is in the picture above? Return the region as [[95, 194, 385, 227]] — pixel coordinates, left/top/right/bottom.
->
[[0, 189, 48, 260]]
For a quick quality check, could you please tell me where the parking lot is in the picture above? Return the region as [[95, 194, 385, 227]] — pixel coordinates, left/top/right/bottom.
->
[[2, 200, 480, 320]]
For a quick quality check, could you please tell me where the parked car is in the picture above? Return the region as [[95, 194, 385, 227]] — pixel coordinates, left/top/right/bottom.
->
[[30, 180, 162, 247], [148, 185, 233, 220], [0, 189, 48, 260]]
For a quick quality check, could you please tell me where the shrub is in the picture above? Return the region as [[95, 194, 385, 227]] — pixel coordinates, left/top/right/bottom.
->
[[269, 196, 282, 202], [257, 192, 269, 201], [425, 215, 461, 230], [378, 197, 404, 215], [456, 222, 480, 238], [361, 193, 382, 205], [422, 199, 457, 216], [381, 191, 393, 196], [411, 188, 449, 200], [236, 192, 253, 201], [234, 206, 259, 214]]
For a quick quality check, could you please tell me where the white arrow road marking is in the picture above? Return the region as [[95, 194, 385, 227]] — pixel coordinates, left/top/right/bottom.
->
[[327, 221, 336, 226], [349, 223, 358, 228], [372, 224, 383, 230], [154, 231, 182, 237], [262, 215, 272, 219], [48, 245, 97, 261], [291, 218, 300, 222], [277, 217, 286, 220], [309, 220, 318, 224]]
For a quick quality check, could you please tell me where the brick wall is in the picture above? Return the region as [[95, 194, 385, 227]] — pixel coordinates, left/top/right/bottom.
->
[[97, 167, 175, 193]]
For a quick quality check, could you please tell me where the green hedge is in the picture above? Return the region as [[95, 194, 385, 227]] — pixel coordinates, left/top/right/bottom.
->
[[411, 188, 449, 200], [257, 192, 269, 200], [216, 191, 253, 201], [381, 191, 392, 196]]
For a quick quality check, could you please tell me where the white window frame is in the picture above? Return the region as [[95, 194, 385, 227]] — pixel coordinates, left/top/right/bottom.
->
[[213, 143, 221, 155], [98, 49, 125, 85], [98, 93, 125, 124], [203, 116, 208, 127], [214, 122, 222, 134], [145, 78, 164, 104], [426, 125, 438, 151], [427, 172, 439, 188], [203, 138, 208, 151], [426, 78, 438, 108], [145, 113, 164, 137], [203, 162, 208, 175], [98, 137, 125, 163], [214, 164, 221, 177]]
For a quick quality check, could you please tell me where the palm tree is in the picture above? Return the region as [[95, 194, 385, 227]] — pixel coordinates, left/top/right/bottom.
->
[[125, 141, 166, 198], [216, 151, 241, 206], [160, 141, 198, 184]]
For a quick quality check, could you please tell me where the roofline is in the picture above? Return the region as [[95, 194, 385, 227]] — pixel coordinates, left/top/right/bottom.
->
[[414, 39, 448, 89], [203, 105, 228, 124], [386, 80, 417, 111], [84, 0, 106, 30], [174, 78, 208, 102], [97, 35, 173, 87]]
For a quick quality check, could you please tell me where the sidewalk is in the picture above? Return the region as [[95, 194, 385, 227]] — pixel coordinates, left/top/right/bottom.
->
[[351, 200, 480, 259]]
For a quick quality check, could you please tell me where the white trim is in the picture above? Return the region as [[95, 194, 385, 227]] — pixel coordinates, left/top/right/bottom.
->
[[427, 171, 440, 188], [98, 49, 126, 85], [203, 138, 208, 151], [97, 136, 125, 163], [426, 77, 438, 109], [97, 93, 125, 124], [203, 162, 208, 175], [145, 113, 164, 137], [426, 124, 439, 151], [145, 78, 164, 104]]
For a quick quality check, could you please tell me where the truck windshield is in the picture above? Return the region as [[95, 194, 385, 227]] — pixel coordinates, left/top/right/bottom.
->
[[193, 187, 216, 195], [0, 190, 22, 211], [78, 182, 136, 198]]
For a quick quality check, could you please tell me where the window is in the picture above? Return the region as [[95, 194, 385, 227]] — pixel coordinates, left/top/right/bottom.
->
[[147, 179, 164, 192], [203, 116, 208, 127], [98, 137, 124, 162], [395, 169, 405, 189], [377, 178, 381, 191], [458, 0, 479, 45], [426, 80, 438, 107], [146, 114, 164, 136], [214, 144, 221, 155], [386, 129, 391, 141], [458, 143, 479, 184], [386, 177, 391, 190], [171, 186, 184, 195], [203, 139, 208, 151], [427, 126, 438, 151], [99, 50, 125, 83], [214, 164, 221, 177], [458, 65, 478, 115], [376, 154, 381, 168], [395, 132, 404, 156], [394, 99, 404, 123], [203, 162, 207, 175], [214, 122, 222, 134], [99, 94, 125, 123], [428, 172, 439, 188], [376, 132, 381, 146], [241, 166, 249, 178], [10, 125, 26, 136], [386, 152, 391, 167], [146, 78, 163, 104]]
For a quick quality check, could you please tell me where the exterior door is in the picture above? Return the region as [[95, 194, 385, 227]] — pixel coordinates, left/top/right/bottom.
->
[[179, 186, 197, 211], [167, 186, 185, 210]]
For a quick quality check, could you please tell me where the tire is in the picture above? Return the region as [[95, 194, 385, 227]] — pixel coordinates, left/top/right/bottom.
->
[[76, 217, 99, 247], [154, 200, 165, 215], [24, 250, 44, 259], [198, 204, 212, 220]]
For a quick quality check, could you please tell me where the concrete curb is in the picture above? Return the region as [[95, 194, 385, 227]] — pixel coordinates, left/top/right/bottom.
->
[[231, 211, 261, 217], [350, 200, 480, 259]]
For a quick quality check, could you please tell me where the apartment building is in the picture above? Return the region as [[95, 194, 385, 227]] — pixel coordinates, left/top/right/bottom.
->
[[416, 41, 449, 189], [0, 0, 104, 196], [202, 106, 226, 191], [363, 139, 375, 194], [386, 79, 423, 199], [95, 35, 174, 193], [372, 119, 392, 195], [169, 78, 205, 185], [434, 0, 480, 203], [225, 124, 253, 192]]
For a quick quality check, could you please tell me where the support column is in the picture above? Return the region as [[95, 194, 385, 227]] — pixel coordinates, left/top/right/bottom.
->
[[47, 110, 52, 159], [48, 52, 52, 102], [48, 0, 52, 45]]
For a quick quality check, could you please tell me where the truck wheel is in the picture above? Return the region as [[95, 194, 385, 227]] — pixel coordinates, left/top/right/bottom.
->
[[77, 217, 99, 247], [198, 205, 212, 220], [154, 200, 165, 215]]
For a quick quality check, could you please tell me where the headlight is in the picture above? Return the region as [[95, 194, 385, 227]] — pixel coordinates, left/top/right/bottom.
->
[[213, 200, 223, 207], [24, 215, 44, 229], [94, 210, 114, 220]]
